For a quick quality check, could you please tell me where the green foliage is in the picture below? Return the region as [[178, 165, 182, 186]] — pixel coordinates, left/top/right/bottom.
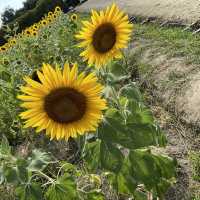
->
[[45, 174, 78, 200], [28, 149, 52, 171], [84, 62, 176, 199], [100, 141, 124, 173], [16, 182, 43, 200], [0, 137, 105, 199], [189, 151, 200, 182]]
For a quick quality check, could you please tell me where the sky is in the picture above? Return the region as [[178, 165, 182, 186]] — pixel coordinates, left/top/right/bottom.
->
[[0, 0, 24, 25]]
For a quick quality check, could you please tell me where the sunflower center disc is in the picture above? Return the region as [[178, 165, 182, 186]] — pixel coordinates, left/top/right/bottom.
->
[[92, 23, 116, 53], [44, 88, 86, 123]]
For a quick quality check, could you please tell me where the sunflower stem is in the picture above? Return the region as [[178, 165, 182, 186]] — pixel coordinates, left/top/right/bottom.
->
[[79, 134, 87, 158]]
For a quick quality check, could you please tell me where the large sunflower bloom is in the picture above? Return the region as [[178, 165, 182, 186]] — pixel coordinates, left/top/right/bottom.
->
[[76, 3, 133, 67], [18, 63, 107, 140]]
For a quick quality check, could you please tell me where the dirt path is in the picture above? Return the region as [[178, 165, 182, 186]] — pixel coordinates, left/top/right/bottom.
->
[[77, 0, 200, 24]]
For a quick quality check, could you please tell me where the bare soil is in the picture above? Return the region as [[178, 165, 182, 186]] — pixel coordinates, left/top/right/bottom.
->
[[77, 0, 200, 24]]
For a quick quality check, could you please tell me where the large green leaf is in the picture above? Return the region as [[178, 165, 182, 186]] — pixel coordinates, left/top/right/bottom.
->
[[3, 166, 19, 184], [100, 142, 124, 173], [108, 61, 129, 83], [126, 100, 154, 125], [28, 149, 52, 171], [84, 140, 101, 172], [117, 159, 137, 195], [119, 83, 143, 102], [109, 61, 126, 77], [45, 174, 78, 200], [15, 182, 43, 200], [16, 158, 29, 183], [127, 124, 167, 148], [98, 116, 136, 149], [99, 114, 166, 149], [129, 149, 176, 193]]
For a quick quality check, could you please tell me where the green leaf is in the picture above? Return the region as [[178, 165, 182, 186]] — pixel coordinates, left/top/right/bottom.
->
[[15, 182, 43, 200], [109, 61, 126, 77], [103, 86, 113, 99], [98, 116, 125, 143], [45, 174, 78, 200], [28, 149, 52, 171], [108, 61, 128, 82], [99, 114, 166, 149], [16, 158, 29, 183], [127, 124, 167, 148], [0, 135, 11, 156], [133, 190, 147, 200], [117, 159, 137, 195], [84, 140, 101, 172], [119, 83, 143, 102], [156, 178, 172, 198], [129, 149, 176, 193], [105, 172, 118, 191], [99, 115, 136, 149], [0, 71, 11, 82], [59, 161, 76, 172], [127, 100, 154, 124], [100, 142, 124, 173], [4, 166, 18, 184], [86, 191, 105, 200]]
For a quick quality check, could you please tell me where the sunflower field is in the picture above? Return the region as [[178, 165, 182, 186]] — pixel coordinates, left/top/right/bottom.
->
[[0, 4, 177, 200]]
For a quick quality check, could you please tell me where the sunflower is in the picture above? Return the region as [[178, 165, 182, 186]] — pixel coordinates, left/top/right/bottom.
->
[[25, 29, 31, 36], [55, 6, 61, 12], [54, 11, 61, 16], [48, 11, 53, 17], [33, 24, 39, 30], [47, 17, 52, 23], [18, 63, 107, 140], [9, 39, 17, 45], [31, 31, 38, 37], [76, 3, 133, 67], [71, 14, 78, 21], [41, 20, 48, 26], [52, 14, 57, 19]]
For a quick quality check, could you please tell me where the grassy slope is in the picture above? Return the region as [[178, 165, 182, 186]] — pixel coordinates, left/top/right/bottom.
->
[[134, 23, 200, 65], [132, 23, 200, 199]]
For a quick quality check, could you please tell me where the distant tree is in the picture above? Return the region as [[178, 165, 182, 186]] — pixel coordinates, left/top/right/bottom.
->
[[1, 8, 15, 24], [23, 0, 38, 10], [0, 0, 84, 46]]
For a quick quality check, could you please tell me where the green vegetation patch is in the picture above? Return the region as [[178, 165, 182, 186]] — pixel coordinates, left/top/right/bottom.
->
[[134, 23, 200, 64]]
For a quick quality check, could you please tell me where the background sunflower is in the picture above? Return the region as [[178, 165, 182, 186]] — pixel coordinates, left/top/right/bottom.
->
[[76, 3, 133, 67]]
